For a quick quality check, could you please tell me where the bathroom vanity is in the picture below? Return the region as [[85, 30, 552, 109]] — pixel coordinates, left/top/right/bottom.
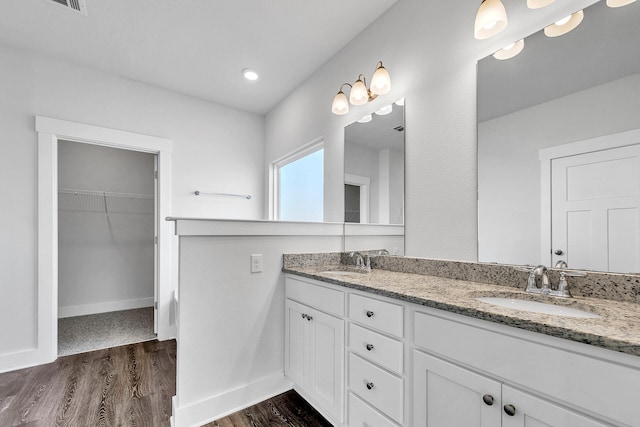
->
[[283, 254, 640, 427]]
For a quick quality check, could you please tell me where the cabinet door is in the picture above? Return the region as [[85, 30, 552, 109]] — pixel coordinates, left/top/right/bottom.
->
[[501, 385, 610, 427], [285, 299, 309, 387], [309, 307, 344, 422], [414, 350, 502, 427]]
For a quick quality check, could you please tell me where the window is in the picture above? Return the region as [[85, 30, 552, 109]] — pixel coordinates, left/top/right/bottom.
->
[[275, 143, 324, 221]]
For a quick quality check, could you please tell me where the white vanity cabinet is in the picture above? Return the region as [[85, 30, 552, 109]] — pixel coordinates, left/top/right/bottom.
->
[[347, 293, 404, 426], [413, 309, 640, 427], [285, 277, 345, 423]]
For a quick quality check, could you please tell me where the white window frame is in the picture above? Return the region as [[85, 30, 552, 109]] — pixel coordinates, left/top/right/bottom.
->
[[270, 138, 324, 221]]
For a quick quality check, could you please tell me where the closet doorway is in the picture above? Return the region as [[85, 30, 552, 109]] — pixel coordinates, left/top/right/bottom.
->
[[57, 141, 157, 356]]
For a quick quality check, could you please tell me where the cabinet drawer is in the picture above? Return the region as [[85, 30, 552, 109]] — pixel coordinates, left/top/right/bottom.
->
[[348, 392, 399, 427], [349, 293, 403, 337], [349, 353, 403, 424], [285, 276, 344, 317], [349, 323, 403, 374]]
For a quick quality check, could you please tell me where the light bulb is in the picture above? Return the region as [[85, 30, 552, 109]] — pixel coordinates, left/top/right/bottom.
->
[[331, 91, 349, 115], [492, 39, 525, 60], [350, 78, 369, 106], [370, 63, 391, 95], [544, 10, 583, 37], [474, 0, 508, 40]]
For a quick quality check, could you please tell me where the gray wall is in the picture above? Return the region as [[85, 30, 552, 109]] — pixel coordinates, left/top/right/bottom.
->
[[58, 141, 155, 317]]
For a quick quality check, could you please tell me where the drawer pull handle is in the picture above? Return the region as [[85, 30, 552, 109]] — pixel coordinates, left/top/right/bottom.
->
[[307, 315, 313, 321], [301, 313, 307, 319], [366, 310, 374, 318], [366, 344, 374, 351], [366, 382, 375, 390], [482, 394, 494, 406], [503, 404, 516, 416]]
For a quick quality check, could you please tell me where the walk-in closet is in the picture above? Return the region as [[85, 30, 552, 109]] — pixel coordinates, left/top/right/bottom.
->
[[57, 140, 157, 356]]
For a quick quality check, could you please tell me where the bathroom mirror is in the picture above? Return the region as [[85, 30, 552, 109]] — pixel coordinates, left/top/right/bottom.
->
[[477, 1, 640, 273], [344, 101, 405, 225]]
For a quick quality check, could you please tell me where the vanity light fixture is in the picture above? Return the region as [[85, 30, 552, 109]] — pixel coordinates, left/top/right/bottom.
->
[[375, 104, 393, 116], [357, 114, 373, 123], [493, 39, 525, 60], [544, 10, 584, 37], [331, 61, 391, 115], [606, 0, 637, 7], [242, 68, 259, 81], [527, 0, 556, 9], [474, 0, 508, 40]]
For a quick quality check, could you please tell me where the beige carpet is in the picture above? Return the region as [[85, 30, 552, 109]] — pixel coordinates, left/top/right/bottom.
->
[[58, 307, 156, 356]]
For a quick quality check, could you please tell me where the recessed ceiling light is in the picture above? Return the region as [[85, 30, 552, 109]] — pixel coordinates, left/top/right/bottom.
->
[[242, 68, 259, 81]]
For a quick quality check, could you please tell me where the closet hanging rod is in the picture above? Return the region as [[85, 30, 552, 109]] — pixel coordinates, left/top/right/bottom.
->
[[58, 188, 154, 199], [194, 191, 252, 200]]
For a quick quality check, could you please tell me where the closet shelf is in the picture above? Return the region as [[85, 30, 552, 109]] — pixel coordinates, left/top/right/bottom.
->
[[58, 188, 154, 215]]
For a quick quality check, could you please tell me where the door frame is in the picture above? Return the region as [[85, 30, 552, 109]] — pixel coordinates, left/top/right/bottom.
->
[[37, 116, 174, 363], [344, 173, 370, 224], [539, 128, 640, 266]]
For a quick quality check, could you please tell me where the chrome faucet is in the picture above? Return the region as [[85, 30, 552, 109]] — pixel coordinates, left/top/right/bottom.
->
[[525, 265, 551, 294], [518, 262, 582, 298], [349, 252, 371, 273]]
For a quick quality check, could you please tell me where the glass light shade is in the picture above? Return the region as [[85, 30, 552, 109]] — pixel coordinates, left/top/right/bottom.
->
[[331, 91, 349, 115], [357, 114, 373, 123], [370, 65, 391, 95], [606, 0, 636, 7], [395, 98, 405, 106], [492, 39, 525, 60], [374, 104, 393, 116], [474, 0, 508, 40], [544, 10, 584, 37], [349, 79, 369, 105], [527, 0, 556, 9]]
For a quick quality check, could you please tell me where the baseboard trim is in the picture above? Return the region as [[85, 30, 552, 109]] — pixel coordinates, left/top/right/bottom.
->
[[58, 297, 154, 318], [171, 372, 293, 427], [0, 346, 54, 374]]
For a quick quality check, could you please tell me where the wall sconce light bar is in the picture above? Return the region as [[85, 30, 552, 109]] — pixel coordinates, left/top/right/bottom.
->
[[332, 61, 391, 115]]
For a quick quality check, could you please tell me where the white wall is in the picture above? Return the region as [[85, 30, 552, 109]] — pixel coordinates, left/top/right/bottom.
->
[[0, 42, 264, 372], [172, 221, 344, 427], [478, 73, 640, 265], [264, 0, 598, 260], [57, 141, 155, 317]]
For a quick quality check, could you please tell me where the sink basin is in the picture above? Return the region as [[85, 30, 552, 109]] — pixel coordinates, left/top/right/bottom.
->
[[475, 297, 601, 319]]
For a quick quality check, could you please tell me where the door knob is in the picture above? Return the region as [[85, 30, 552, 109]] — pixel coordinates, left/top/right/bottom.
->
[[503, 404, 516, 416], [366, 310, 374, 318], [366, 382, 374, 390], [482, 394, 494, 406], [366, 344, 374, 351], [554, 249, 564, 255]]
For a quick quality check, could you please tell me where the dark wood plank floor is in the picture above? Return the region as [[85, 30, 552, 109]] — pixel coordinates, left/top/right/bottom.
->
[[0, 340, 176, 427], [205, 390, 332, 427], [0, 340, 330, 427]]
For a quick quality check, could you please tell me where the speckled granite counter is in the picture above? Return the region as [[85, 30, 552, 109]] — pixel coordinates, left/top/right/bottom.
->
[[283, 259, 640, 357]]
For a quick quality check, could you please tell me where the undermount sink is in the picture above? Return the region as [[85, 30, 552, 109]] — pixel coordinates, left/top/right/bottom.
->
[[475, 297, 601, 319]]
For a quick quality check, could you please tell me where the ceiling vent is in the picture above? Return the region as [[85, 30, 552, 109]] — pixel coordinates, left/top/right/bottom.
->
[[48, 0, 88, 15]]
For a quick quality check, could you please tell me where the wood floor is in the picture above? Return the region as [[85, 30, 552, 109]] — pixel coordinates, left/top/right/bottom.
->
[[0, 340, 330, 427], [0, 340, 176, 427]]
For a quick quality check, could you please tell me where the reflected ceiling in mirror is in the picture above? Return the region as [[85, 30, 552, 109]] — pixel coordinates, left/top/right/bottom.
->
[[477, 1, 640, 273], [344, 101, 405, 225]]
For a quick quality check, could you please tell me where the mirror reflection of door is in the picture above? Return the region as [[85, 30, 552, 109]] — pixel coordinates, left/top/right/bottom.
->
[[551, 144, 640, 272], [345, 184, 361, 223]]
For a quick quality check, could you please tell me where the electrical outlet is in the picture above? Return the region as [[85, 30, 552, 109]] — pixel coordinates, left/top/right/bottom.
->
[[251, 254, 263, 273]]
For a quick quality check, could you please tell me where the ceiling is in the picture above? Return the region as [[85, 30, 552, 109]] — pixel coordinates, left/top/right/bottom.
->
[[346, 103, 405, 152], [0, 0, 398, 115], [478, 0, 640, 122]]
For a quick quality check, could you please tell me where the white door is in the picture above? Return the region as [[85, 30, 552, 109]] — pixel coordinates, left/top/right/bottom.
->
[[502, 385, 609, 427], [153, 155, 158, 334], [413, 350, 502, 427], [308, 307, 344, 423], [284, 299, 309, 387], [551, 144, 640, 272]]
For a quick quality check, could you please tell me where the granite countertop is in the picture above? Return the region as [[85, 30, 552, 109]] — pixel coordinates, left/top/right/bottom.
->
[[284, 265, 640, 357]]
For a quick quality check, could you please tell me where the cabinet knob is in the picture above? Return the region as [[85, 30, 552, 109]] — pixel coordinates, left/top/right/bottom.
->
[[366, 344, 374, 351], [554, 249, 564, 255], [307, 315, 313, 321], [366, 310, 374, 318], [503, 404, 516, 416], [366, 382, 374, 390], [482, 394, 494, 406], [301, 313, 307, 319]]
